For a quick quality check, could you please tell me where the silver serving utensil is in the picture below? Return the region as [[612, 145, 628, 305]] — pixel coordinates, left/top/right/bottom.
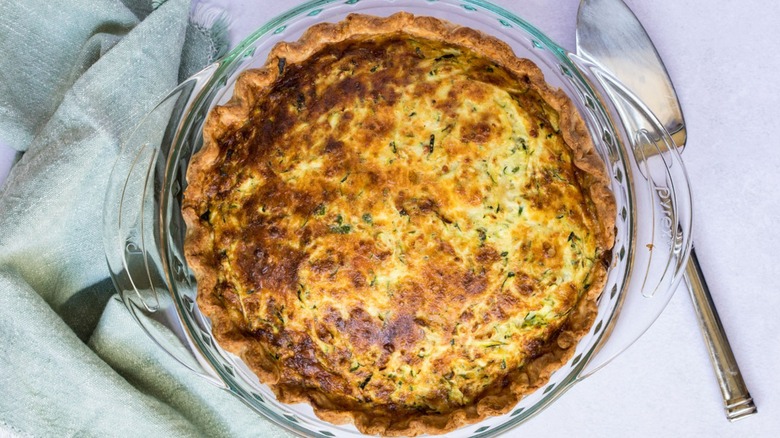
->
[[575, 0, 757, 422]]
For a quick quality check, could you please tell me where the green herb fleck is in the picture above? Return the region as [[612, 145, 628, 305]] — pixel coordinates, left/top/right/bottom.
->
[[359, 374, 373, 389], [331, 224, 351, 234], [485, 341, 507, 348], [314, 203, 326, 215], [435, 53, 456, 61], [476, 228, 487, 245], [428, 134, 435, 154], [512, 137, 529, 154], [390, 141, 397, 154], [274, 308, 286, 325], [330, 216, 351, 234], [500, 271, 516, 290], [522, 312, 548, 327]]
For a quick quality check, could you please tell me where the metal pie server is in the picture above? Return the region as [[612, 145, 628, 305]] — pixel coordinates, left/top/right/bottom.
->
[[575, 0, 757, 422]]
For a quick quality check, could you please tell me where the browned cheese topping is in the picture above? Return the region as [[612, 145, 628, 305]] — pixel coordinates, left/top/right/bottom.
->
[[185, 31, 611, 431]]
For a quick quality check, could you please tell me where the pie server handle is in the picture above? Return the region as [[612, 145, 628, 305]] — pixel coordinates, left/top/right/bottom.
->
[[685, 249, 757, 421]]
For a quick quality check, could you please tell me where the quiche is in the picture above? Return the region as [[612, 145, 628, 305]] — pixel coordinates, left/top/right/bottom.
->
[[182, 12, 615, 436]]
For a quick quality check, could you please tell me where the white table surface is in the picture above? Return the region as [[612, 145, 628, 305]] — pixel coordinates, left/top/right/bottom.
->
[[2, 0, 778, 436]]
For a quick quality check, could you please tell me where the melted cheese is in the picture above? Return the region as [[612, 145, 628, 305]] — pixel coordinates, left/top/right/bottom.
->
[[195, 35, 604, 414]]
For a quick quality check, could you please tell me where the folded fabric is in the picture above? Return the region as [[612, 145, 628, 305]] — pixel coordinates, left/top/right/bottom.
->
[[0, 0, 293, 436]]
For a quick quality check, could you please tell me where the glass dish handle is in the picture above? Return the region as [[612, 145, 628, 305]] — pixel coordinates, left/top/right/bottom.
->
[[103, 64, 224, 386], [574, 62, 694, 377]]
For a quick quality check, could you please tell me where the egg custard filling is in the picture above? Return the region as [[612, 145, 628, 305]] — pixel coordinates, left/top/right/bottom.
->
[[183, 13, 615, 436]]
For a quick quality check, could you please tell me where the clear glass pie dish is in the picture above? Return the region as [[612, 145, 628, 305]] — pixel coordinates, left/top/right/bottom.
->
[[103, 0, 693, 436]]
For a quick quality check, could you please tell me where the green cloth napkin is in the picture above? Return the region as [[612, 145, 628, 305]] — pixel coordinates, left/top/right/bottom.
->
[[0, 1, 294, 436]]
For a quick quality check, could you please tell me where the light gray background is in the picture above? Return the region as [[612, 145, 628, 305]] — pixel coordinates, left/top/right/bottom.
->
[[1, 0, 777, 436]]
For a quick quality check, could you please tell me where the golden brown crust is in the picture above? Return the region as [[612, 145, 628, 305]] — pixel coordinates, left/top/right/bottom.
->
[[184, 12, 615, 436]]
